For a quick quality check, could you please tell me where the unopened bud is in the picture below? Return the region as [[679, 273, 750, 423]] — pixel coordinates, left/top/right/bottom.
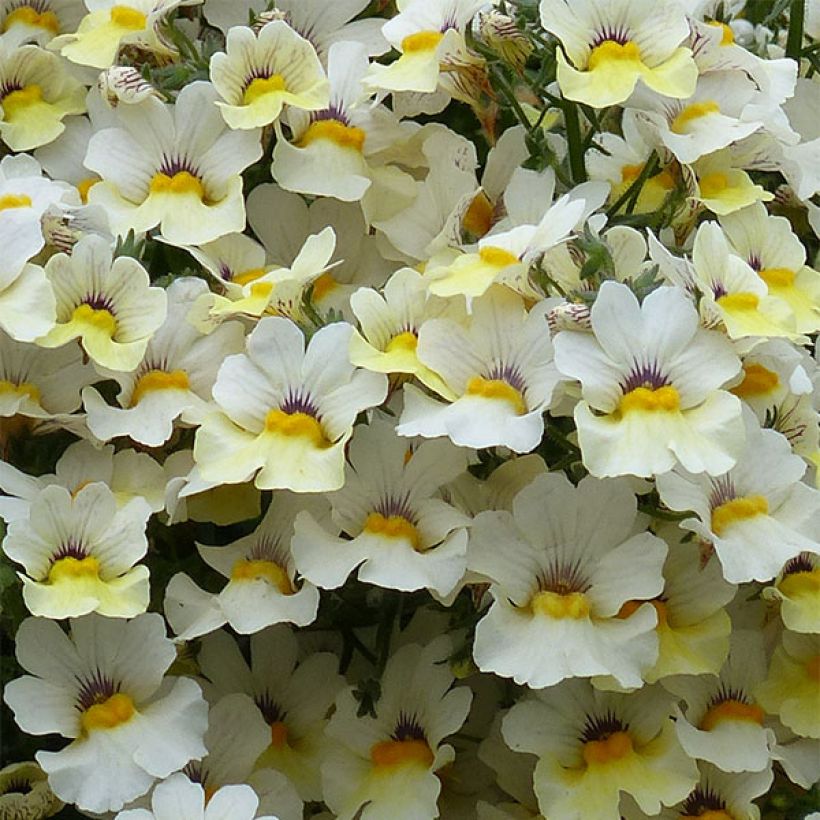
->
[[547, 302, 592, 334], [98, 67, 164, 108], [478, 10, 532, 72], [252, 9, 289, 33]]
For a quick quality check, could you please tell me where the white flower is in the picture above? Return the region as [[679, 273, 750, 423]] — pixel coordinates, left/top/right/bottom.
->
[[553, 281, 745, 478], [3, 614, 208, 813], [764, 553, 820, 634], [84, 81, 262, 245], [0, 0, 84, 47], [292, 416, 470, 597], [468, 472, 666, 689], [193, 317, 387, 492]]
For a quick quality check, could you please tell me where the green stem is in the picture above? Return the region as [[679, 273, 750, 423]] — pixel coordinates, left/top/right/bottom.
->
[[786, 0, 805, 61], [563, 102, 586, 183]]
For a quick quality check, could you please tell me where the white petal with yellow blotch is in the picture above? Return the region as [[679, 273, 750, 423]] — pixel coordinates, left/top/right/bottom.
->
[[37, 234, 167, 372], [764, 553, 820, 634], [397, 288, 562, 453], [2, 482, 152, 619], [3, 614, 208, 814], [210, 20, 328, 130], [656, 414, 820, 584], [468, 473, 665, 689], [194, 317, 387, 492], [85, 81, 262, 245], [554, 281, 745, 478]]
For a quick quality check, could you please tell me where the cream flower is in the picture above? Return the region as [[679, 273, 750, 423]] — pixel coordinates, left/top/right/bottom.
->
[[36, 234, 167, 372], [210, 20, 328, 130], [656, 415, 820, 584], [51, 0, 197, 69], [397, 287, 562, 453], [197, 626, 346, 802], [0, 0, 84, 47], [0, 760, 63, 818], [115, 772, 280, 820], [292, 416, 470, 597], [3, 614, 208, 813], [669, 630, 775, 773], [502, 681, 698, 820], [553, 281, 745, 478], [322, 637, 472, 820], [468, 472, 666, 689], [193, 317, 387, 492], [165, 491, 327, 638], [764, 553, 820, 634], [540, 0, 697, 108], [0, 44, 85, 150], [81, 277, 245, 446], [84, 81, 262, 245], [2, 482, 152, 619]]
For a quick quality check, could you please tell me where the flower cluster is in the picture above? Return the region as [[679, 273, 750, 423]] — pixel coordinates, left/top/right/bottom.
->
[[1, 0, 819, 818]]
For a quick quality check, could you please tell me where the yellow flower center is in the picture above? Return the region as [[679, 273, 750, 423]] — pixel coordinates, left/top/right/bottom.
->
[[531, 590, 590, 619], [617, 598, 669, 627], [76, 177, 98, 203], [298, 119, 366, 152], [2, 6, 60, 33], [0, 379, 40, 402], [371, 738, 434, 769], [465, 376, 527, 414], [1, 85, 44, 120], [401, 30, 444, 53], [311, 272, 339, 301], [109, 5, 146, 30], [72, 303, 117, 337], [587, 40, 642, 71], [264, 409, 330, 447], [671, 101, 721, 134], [149, 171, 205, 200], [231, 267, 266, 287], [385, 331, 418, 353], [778, 569, 820, 598], [582, 731, 633, 767], [717, 292, 759, 311], [81, 693, 136, 733], [48, 555, 100, 583], [619, 385, 680, 414], [708, 20, 735, 45], [462, 190, 493, 237], [243, 74, 287, 105], [682, 811, 734, 820], [270, 721, 289, 747], [0, 193, 32, 210], [730, 363, 779, 398], [698, 172, 729, 198], [806, 655, 820, 682], [699, 699, 765, 731], [130, 369, 189, 407], [711, 495, 768, 536], [478, 245, 519, 268], [758, 267, 795, 288], [363, 512, 421, 551], [230, 558, 294, 595]]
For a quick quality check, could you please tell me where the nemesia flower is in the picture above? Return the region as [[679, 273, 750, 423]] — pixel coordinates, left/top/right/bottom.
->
[[0, 760, 63, 818], [0, 0, 84, 47], [0, 44, 85, 150], [689, 149, 774, 216], [193, 317, 387, 491], [553, 281, 745, 478], [210, 20, 329, 130], [656, 414, 820, 584], [36, 234, 167, 372], [1, 481, 152, 618], [321, 637, 472, 820], [468, 472, 666, 689], [292, 416, 470, 597], [164, 491, 328, 638], [115, 772, 280, 820], [756, 630, 820, 740], [502, 680, 698, 820], [51, 0, 198, 69], [3, 614, 208, 813], [84, 81, 262, 245], [539, 0, 697, 108], [397, 287, 562, 453], [197, 626, 346, 802], [81, 277, 245, 446], [764, 553, 820, 634], [669, 630, 775, 773]]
